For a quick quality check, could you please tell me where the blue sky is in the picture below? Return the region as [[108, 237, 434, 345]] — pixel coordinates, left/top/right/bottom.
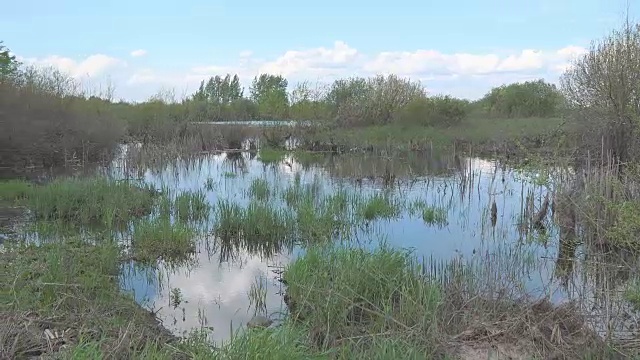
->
[[0, 0, 634, 101]]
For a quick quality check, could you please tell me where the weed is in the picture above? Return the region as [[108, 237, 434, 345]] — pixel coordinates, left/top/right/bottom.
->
[[174, 190, 211, 222], [0, 180, 32, 203], [258, 148, 287, 164], [283, 244, 441, 353], [358, 193, 400, 221], [25, 177, 157, 227], [131, 217, 196, 263], [248, 178, 271, 201]]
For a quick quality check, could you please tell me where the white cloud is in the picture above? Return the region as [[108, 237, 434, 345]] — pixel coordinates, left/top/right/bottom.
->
[[130, 49, 148, 58], [19, 41, 591, 101], [22, 53, 125, 78]]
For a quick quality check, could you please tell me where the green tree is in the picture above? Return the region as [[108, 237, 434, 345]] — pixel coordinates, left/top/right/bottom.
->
[[193, 73, 244, 104], [0, 41, 20, 82], [250, 74, 289, 119], [289, 81, 331, 121], [480, 79, 564, 118]]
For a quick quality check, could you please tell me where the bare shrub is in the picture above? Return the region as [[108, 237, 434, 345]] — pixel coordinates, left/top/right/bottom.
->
[[561, 21, 640, 165], [327, 75, 425, 127], [0, 67, 124, 169]]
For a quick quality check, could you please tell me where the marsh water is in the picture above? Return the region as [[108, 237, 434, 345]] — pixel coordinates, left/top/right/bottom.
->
[[83, 145, 634, 346]]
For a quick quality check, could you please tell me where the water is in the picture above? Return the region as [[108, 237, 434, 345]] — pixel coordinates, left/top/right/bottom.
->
[[109, 149, 593, 344]]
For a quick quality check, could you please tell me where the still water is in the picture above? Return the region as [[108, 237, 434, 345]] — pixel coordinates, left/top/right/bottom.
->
[[111, 148, 589, 345]]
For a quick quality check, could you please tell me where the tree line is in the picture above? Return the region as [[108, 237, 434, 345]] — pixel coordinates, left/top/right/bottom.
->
[[3, 16, 640, 167]]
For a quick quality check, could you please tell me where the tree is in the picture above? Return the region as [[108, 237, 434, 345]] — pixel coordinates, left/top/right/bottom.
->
[[192, 73, 243, 104], [480, 79, 564, 118], [560, 20, 640, 165], [0, 41, 20, 83], [326, 75, 425, 126], [289, 81, 331, 121], [250, 74, 289, 119]]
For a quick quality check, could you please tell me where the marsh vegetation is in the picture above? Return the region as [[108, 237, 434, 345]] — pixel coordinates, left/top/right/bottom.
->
[[4, 19, 640, 360]]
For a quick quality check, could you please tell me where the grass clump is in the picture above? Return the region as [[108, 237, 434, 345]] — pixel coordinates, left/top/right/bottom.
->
[[213, 200, 245, 242], [258, 147, 288, 164], [216, 321, 321, 360], [243, 201, 293, 244], [407, 200, 449, 227], [295, 197, 348, 243], [131, 217, 196, 263], [174, 189, 211, 222], [283, 176, 322, 208], [283, 244, 441, 354], [25, 177, 157, 227], [358, 193, 400, 221], [248, 178, 272, 201], [421, 207, 448, 226]]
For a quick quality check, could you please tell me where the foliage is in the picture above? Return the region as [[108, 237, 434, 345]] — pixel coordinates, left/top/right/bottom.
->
[[479, 79, 564, 118], [395, 95, 469, 127], [561, 21, 640, 164], [250, 74, 289, 119], [0, 41, 20, 82], [327, 75, 426, 126]]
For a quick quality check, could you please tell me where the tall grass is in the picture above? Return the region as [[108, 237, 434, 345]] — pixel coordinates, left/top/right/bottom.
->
[[25, 177, 157, 227], [283, 244, 442, 355], [174, 189, 211, 222], [131, 217, 196, 263], [357, 193, 401, 221]]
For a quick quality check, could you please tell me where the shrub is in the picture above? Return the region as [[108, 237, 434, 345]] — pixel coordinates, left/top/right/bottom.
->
[[561, 21, 640, 164], [395, 95, 469, 127], [328, 75, 425, 127], [480, 79, 564, 118], [0, 66, 125, 168]]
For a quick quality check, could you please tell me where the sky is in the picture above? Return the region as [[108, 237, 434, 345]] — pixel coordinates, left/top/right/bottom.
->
[[0, 0, 635, 102]]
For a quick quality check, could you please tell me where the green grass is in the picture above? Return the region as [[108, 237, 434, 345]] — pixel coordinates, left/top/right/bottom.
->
[[131, 217, 197, 263], [0, 239, 192, 359], [258, 147, 288, 164], [307, 116, 566, 154], [358, 193, 400, 221], [0, 179, 32, 202], [248, 178, 271, 201], [174, 189, 211, 222], [24, 177, 158, 227], [283, 244, 441, 355], [408, 200, 449, 227], [421, 207, 448, 226]]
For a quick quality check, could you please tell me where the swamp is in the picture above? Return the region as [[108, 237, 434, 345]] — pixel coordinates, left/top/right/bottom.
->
[[3, 18, 640, 360]]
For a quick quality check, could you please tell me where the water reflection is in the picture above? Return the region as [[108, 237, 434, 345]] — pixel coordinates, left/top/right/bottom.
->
[[121, 239, 291, 342], [107, 147, 640, 344]]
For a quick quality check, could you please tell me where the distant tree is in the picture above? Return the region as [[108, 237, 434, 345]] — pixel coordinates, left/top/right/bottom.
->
[[0, 41, 21, 83], [288, 81, 331, 121], [326, 75, 424, 126], [480, 79, 564, 118], [192, 74, 243, 104], [250, 74, 289, 119]]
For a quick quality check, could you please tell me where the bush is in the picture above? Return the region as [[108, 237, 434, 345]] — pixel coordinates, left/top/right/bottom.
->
[[395, 95, 469, 127], [480, 79, 564, 118], [328, 75, 425, 127], [561, 21, 640, 164], [0, 66, 125, 168]]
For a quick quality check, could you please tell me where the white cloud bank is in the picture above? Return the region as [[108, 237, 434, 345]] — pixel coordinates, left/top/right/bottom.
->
[[19, 41, 589, 101]]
